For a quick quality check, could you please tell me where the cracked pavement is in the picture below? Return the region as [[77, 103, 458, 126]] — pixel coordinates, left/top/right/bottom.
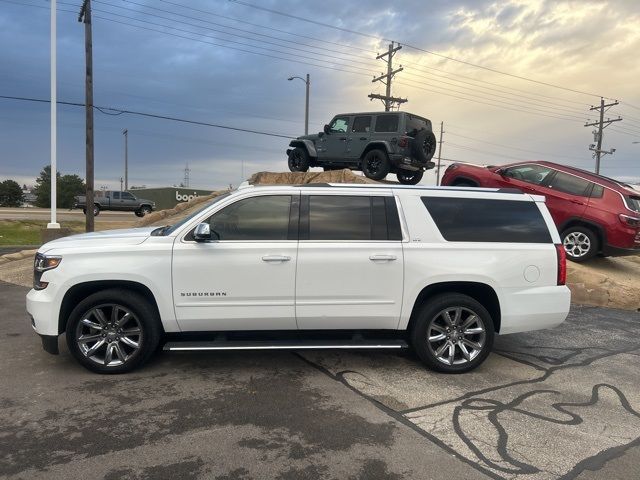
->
[[1, 280, 639, 479]]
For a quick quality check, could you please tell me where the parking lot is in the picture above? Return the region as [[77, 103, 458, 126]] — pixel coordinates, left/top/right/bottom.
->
[[1, 280, 639, 480]]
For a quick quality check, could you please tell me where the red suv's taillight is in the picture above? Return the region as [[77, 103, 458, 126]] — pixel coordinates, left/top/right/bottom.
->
[[555, 244, 566, 286], [619, 214, 640, 228], [398, 136, 409, 148]]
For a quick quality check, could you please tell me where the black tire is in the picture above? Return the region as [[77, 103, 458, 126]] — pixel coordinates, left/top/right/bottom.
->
[[82, 204, 100, 216], [397, 169, 424, 185], [411, 129, 437, 164], [410, 293, 494, 374], [561, 226, 598, 262], [65, 289, 161, 374], [361, 149, 390, 181], [288, 147, 310, 172], [136, 205, 152, 217]]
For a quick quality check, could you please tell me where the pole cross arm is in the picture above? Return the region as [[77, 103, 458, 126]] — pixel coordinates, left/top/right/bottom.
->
[[376, 45, 402, 59], [372, 68, 403, 83], [367, 94, 407, 104]]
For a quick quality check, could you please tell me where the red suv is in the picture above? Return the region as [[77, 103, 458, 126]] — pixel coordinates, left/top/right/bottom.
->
[[441, 161, 640, 262]]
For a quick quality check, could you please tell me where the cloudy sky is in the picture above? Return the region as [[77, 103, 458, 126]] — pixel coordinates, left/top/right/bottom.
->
[[1, 0, 639, 190]]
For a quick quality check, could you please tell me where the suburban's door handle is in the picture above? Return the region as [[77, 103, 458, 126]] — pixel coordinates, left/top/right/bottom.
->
[[262, 255, 291, 262], [369, 254, 397, 261]]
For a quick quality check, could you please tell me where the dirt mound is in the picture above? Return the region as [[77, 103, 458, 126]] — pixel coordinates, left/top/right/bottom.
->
[[249, 169, 376, 185]]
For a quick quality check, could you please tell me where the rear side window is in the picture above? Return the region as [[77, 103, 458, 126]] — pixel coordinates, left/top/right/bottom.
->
[[352, 116, 372, 133], [406, 115, 431, 135], [302, 195, 400, 241], [590, 184, 604, 198], [549, 172, 590, 196], [421, 197, 552, 243], [374, 114, 399, 133]]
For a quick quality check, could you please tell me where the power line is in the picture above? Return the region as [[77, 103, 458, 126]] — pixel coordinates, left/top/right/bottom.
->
[[229, 0, 609, 99], [0, 95, 297, 138]]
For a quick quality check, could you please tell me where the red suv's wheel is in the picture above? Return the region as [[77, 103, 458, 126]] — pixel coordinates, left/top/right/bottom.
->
[[562, 226, 598, 262]]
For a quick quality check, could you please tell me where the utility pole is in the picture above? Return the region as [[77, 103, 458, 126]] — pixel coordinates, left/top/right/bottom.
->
[[183, 163, 190, 187], [79, 0, 95, 232], [304, 73, 310, 135], [584, 97, 621, 174], [368, 42, 407, 111], [122, 129, 128, 190], [48, 0, 60, 229], [436, 121, 444, 186]]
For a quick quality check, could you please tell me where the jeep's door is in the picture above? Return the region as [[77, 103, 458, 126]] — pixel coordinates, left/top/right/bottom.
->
[[320, 115, 350, 160], [171, 193, 299, 331], [347, 115, 372, 159], [295, 193, 404, 330]]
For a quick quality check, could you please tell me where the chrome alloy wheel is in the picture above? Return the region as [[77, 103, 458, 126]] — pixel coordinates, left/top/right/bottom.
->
[[75, 304, 143, 367], [427, 307, 486, 366], [563, 232, 591, 258]]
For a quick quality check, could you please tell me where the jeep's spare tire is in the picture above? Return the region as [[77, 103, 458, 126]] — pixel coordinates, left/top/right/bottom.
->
[[411, 129, 437, 164]]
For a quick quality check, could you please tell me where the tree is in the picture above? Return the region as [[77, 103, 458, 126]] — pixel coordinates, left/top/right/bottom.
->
[[0, 179, 24, 207], [33, 165, 86, 209]]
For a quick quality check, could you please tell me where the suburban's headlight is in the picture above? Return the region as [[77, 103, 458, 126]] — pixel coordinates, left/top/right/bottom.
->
[[33, 253, 62, 290]]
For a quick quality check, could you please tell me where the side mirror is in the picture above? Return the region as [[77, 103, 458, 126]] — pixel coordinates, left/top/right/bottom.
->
[[323, 124, 331, 135], [193, 222, 212, 242]]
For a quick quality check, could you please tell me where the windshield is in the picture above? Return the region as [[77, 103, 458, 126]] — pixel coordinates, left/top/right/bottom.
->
[[152, 193, 230, 236]]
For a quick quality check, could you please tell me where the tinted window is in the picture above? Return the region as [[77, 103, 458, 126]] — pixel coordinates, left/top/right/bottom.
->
[[121, 192, 135, 200], [421, 197, 552, 243], [207, 195, 291, 241], [549, 171, 590, 196], [502, 164, 554, 186], [352, 116, 372, 133], [374, 114, 399, 132], [406, 115, 431, 135], [624, 194, 640, 213], [591, 184, 604, 198], [330, 116, 349, 133], [112, 191, 120, 199]]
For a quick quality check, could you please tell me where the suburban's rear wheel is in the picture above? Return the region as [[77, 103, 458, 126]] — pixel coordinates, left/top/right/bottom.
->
[[361, 149, 390, 181], [411, 293, 494, 373], [562, 226, 598, 262], [288, 147, 310, 172], [66, 289, 161, 374], [397, 169, 423, 185]]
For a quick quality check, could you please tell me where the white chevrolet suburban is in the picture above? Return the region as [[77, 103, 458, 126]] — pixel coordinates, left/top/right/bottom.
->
[[26, 184, 571, 374]]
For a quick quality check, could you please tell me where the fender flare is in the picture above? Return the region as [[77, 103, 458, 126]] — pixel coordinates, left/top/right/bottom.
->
[[361, 141, 393, 158], [288, 139, 317, 158]]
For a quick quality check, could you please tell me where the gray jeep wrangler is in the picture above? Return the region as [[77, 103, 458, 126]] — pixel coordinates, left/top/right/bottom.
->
[[286, 111, 437, 184]]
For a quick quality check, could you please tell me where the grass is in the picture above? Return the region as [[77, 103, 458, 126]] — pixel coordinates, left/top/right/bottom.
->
[[0, 220, 84, 246]]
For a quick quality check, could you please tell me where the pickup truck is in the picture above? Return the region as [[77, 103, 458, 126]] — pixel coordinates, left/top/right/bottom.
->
[[73, 190, 156, 217], [28, 183, 570, 374]]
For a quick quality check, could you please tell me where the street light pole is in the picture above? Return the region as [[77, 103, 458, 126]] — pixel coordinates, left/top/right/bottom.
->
[[288, 74, 310, 135], [48, 0, 60, 229]]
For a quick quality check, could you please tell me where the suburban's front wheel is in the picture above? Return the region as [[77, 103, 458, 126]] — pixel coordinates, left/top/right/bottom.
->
[[411, 293, 494, 373], [66, 289, 161, 374], [397, 169, 423, 185]]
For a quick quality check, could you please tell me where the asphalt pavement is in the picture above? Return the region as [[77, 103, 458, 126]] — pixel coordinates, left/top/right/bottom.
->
[[0, 207, 136, 223], [1, 280, 639, 480]]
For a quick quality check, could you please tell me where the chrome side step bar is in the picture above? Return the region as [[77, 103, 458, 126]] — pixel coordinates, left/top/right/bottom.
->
[[164, 339, 408, 351]]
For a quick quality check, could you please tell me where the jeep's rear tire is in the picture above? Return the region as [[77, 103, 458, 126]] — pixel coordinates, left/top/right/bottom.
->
[[411, 129, 437, 164], [66, 289, 161, 374], [397, 170, 423, 185], [562, 226, 598, 262], [288, 147, 310, 172], [411, 293, 494, 374], [361, 149, 390, 181]]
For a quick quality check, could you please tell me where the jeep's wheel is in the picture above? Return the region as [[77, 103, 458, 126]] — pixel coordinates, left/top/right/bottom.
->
[[411, 293, 494, 373], [562, 226, 598, 262], [397, 169, 423, 185], [288, 147, 310, 172], [361, 149, 390, 181], [136, 205, 152, 217], [411, 129, 437, 164], [66, 289, 161, 374]]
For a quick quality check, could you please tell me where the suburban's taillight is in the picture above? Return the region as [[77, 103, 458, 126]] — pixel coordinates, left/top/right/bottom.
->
[[555, 244, 566, 286], [398, 136, 409, 148], [619, 214, 640, 228]]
